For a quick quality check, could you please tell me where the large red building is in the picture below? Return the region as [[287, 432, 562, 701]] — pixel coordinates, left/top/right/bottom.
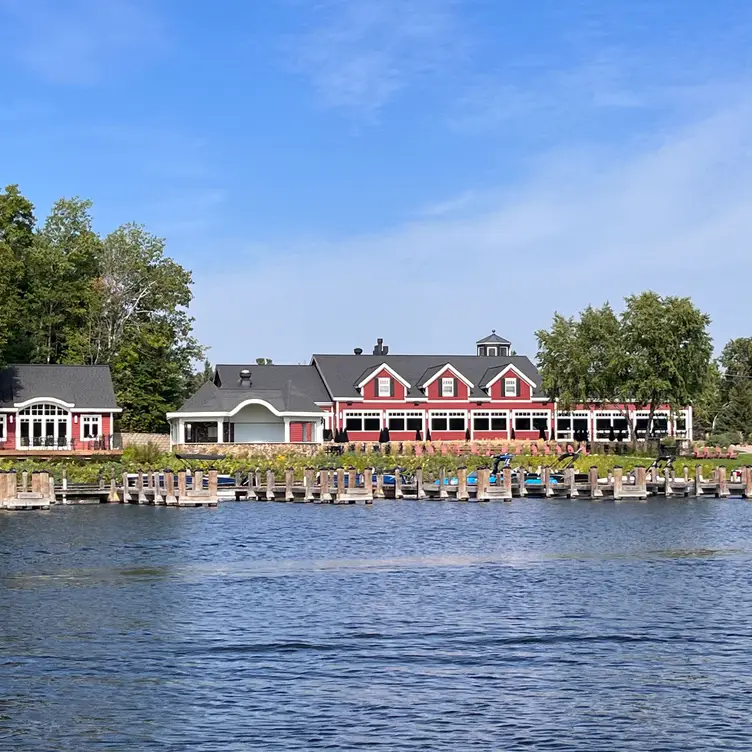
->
[[168, 333, 692, 447]]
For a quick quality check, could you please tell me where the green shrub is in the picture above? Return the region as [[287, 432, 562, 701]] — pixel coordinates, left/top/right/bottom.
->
[[122, 442, 168, 467]]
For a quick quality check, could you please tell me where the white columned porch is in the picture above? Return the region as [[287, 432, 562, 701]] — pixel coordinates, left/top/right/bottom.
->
[[216, 419, 224, 443], [178, 419, 186, 445], [284, 418, 291, 443]]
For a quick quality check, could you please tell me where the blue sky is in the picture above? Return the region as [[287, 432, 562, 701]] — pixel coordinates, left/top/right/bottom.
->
[[2, 0, 752, 364]]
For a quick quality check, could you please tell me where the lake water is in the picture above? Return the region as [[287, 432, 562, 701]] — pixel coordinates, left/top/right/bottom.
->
[[2, 499, 752, 750]]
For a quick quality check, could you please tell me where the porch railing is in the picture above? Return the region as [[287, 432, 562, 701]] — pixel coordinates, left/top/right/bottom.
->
[[8, 434, 123, 451]]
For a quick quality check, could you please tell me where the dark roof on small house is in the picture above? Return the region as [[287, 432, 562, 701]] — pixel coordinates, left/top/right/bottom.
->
[[312, 354, 542, 399], [476, 331, 511, 345], [0, 364, 119, 408], [174, 365, 329, 415]]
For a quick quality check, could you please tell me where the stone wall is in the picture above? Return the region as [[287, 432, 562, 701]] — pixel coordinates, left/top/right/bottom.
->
[[121, 433, 171, 452], [173, 443, 324, 458]]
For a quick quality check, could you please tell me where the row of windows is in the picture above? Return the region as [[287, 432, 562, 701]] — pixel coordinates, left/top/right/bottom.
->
[[0, 413, 102, 442], [341, 410, 690, 437], [374, 376, 521, 398]]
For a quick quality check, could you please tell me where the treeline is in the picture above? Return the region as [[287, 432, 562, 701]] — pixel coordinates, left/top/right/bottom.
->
[[0, 185, 208, 432], [536, 291, 752, 444]]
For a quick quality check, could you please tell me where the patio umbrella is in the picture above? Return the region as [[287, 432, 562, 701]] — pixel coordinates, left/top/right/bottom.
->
[[608, 426, 615, 442], [341, 428, 349, 443], [617, 427, 625, 443], [465, 428, 471, 441], [538, 426, 547, 440], [415, 429, 422, 441], [510, 426, 516, 440], [426, 429, 432, 442], [379, 426, 390, 443]]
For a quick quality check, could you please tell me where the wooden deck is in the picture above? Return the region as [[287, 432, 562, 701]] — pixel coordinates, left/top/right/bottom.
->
[[1, 465, 751, 510]]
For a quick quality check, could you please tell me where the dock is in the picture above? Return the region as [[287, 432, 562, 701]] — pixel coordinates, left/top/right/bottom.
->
[[1, 463, 752, 510]]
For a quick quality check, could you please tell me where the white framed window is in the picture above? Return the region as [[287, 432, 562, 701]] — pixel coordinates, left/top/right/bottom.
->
[[82, 415, 101, 439], [487, 346, 498, 356], [594, 411, 630, 440], [0, 414, 5, 442], [440, 377, 455, 397], [504, 377, 517, 397], [377, 377, 391, 397], [344, 411, 381, 432], [472, 411, 508, 432], [674, 409, 689, 438], [386, 411, 423, 432], [555, 411, 590, 440], [430, 411, 466, 432], [500, 346, 510, 356], [513, 410, 550, 433], [633, 410, 669, 438]]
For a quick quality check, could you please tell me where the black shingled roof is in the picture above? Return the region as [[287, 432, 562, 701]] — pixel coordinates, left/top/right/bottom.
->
[[476, 331, 511, 345], [174, 365, 329, 414], [0, 364, 119, 408], [311, 354, 542, 399]]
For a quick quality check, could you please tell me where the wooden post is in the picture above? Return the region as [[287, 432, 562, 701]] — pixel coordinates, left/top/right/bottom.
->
[[193, 470, 204, 498], [683, 466, 690, 484], [695, 465, 704, 497], [438, 467, 448, 500], [285, 467, 295, 501], [394, 468, 403, 500], [336, 468, 346, 503], [613, 466, 623, 500], [137, 471, 147, 504], [31, 471, 40, 495], [541, 466, 553, 498], [61, 467, 68, 503], [415, 468, 425, 499], [266, 470, 275, 501], [476, 467, 490, 501], [517, 467, 527, 497], [375, 471, 385, 499], [634, 466, 647, 499], [716, 466, 729, 498], [744, 466, 752, 500], [165, 470, 178, 505], [208, 469, 218, 501], [502, 466, 513, 501], [177, 470, 187, 502], [663, 467, 674, 497], [154, 471, 166, 505], [235, 471, 242, 490], [589, 466, 602, 499], [457, 467, 469, 501], [21, 471, 28, 493], [363, 467, 373, 498], [122, 471, 132, 503], [246, 469, 257, 501], [564, 467, 578, 498], [0, 472, 8, 505], [347, 468, 357, 494], [304, 468, 315, 502], [48, 473, 56, 504], [109, 476, 119, 503], [319, 469, 332, 503], [9, 471, 18, 501]]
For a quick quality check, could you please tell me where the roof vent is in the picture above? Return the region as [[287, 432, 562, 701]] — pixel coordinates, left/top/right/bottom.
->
[[354, 348, 363, 355], [372, 338, 389, 356], [239, 368, 252, 386]]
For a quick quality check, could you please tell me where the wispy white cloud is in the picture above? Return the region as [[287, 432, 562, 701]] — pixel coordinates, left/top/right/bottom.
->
[[190, 98, 752, 363], [287, 0, 464, 112], [0, 0, 165, 84]]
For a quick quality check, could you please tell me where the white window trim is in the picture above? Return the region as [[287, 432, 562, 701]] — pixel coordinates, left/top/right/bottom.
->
[[82, 414, 102, 440], [356, 364, 410, 390], [503, 377, 517, 397], [486, 346, 498, 356], [512, 410, 550, 432], [440, 377, 455, 397], [343, 410, 383, 432], [0, 413, 5, 442], [385, 410, 424, 432], [471, 410, 510, 432], [554, 410, 591, 440], [484, 365, 537, 391], [593, 410, 631, 440], [429, 410, 467, 432], [377, 377, 391, 397], [421, 364, 474, 390]]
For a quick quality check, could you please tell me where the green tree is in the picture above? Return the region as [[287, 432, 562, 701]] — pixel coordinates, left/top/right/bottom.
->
[[22, 198, 101, 364], [0, 185, 36, 364], [187, 358, 214, 395], [255, 357, 273, 365], [692, 361, 724, 438], [713, 337, 752, 440], [536, 292, 712, 442]]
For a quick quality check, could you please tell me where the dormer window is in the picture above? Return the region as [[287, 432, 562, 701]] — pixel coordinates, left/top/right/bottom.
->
[[504, 377, 518, 397], [487, 346, 497, 356], [377, 377, 392, 397], [500, 346, 509, 356], [441, 377, 455, 397]]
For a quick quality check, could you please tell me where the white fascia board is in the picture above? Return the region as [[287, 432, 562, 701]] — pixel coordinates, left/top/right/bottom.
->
[[483, 365, 537, 390], [421, 364, 474, 390], [356, 363, 411, 389]]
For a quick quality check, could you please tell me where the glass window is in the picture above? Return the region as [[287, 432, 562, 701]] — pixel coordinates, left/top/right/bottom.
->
[[487, 346, 497, 356], [441, 377, 454, 397], [377, 377, 391, 397], [0, 416, 4, 440], [473, 415, 490, 431], [388, 415, 405, 431], [431, 415, 448, 431], [449, 415, 465, 431], [82, 415, 101, 439], [514, 413, 531, 431], [364, 416, 380, 431], [406, 416, 422, 431], [491, 415, 507, 431], [504, 378, 517, 396]]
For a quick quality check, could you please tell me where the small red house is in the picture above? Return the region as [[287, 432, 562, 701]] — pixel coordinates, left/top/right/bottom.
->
[[0, 365, 121, 453]]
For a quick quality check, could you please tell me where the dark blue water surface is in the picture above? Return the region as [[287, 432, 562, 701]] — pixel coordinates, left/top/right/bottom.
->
[[2, 499, 752, 750]]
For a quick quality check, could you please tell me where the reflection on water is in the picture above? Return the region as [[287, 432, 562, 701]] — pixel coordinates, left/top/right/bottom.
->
[[2, 499, 752, 750]]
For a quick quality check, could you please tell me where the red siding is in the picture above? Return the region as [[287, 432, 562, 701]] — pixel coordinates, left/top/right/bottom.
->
[[425, 369, 470, 400], [289, 422, 303, 442], [2, 414, 15, 447], [362, 368, 407, 400], [488, 371, 533, 401]]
